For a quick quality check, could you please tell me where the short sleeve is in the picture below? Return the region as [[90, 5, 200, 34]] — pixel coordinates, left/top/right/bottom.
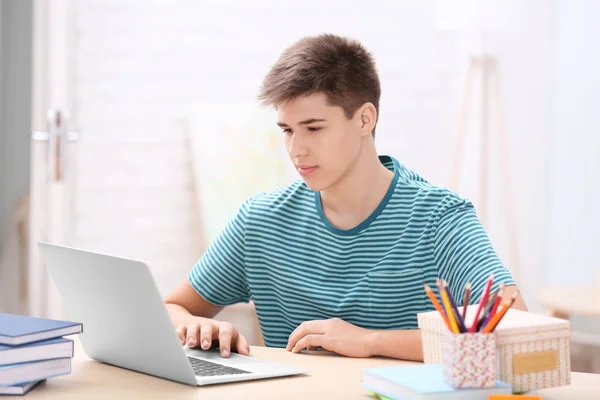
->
[[432, 195, 516, 305], [187, 198, 253, 306]]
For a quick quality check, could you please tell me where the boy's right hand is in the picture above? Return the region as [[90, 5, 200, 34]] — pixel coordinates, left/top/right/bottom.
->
[[175, 317, 250, 358]]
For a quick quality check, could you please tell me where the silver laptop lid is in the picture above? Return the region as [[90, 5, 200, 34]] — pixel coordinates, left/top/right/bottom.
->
[[38, 242, 197, 386]]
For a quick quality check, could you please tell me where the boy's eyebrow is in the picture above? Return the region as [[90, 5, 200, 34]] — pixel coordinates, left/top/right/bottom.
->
[[277, 118, 327, 127]]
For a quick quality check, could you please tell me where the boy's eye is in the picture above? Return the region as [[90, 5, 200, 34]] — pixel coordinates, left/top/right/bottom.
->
[[282, 128, 292, 134], [307, 127, 321, 132]]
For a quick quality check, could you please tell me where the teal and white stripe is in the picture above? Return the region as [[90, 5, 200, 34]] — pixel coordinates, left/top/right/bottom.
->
[[188, 156, 515, 347]]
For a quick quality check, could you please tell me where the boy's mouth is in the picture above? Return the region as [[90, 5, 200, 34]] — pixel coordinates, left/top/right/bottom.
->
[[296, 165, 318, 176]]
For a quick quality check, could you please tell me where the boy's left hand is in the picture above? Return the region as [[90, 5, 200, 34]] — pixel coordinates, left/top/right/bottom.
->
[[285, 318, 374, 357]]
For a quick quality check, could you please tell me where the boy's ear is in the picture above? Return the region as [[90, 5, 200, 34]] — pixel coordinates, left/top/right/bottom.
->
[[357, 102, 377, 137]]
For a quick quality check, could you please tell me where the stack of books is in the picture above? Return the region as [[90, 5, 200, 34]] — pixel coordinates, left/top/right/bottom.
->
[[0, 313, 82, 396], [362, 364, 512, 400]]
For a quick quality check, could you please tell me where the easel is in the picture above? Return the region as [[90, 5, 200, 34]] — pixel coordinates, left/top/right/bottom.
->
[[449, 54, 521, 286]]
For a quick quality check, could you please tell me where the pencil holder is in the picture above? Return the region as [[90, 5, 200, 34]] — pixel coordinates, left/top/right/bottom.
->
[[442, 330, 497, 388]]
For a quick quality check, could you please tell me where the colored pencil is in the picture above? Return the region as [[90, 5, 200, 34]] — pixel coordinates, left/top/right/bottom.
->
[[423, 282, 453, 332], [443, 280, 467, 333], [485, 286, 500, 310], [461, 282, 471, 322], [482, 292, 518, 333], [481, 283, 504, 329], [469, 273, 494, 333], [439, 279, 460, 333], [475, 282, 503, 331]]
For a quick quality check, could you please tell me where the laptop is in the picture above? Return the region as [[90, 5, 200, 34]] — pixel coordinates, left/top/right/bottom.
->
[[38, 242, 308, 386]]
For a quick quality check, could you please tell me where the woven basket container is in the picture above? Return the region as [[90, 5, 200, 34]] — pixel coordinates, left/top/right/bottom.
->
[[417, 305, 571, 393]]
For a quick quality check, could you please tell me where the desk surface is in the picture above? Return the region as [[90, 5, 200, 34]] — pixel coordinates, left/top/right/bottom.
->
[[20, 340, 600, 399], [537, 286, 600, 317]]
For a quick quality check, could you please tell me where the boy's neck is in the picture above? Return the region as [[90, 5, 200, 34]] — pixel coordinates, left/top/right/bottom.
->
[[319, 141, 394, 230]]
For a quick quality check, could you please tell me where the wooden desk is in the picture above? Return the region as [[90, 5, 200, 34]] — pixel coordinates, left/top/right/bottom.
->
[[537, 285, 600, 373], [18, 340, 600, 399], [537, 286, 600, 320]]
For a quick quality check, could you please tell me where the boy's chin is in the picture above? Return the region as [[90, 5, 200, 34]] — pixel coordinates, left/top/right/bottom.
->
[[301, 177, 330, 192]]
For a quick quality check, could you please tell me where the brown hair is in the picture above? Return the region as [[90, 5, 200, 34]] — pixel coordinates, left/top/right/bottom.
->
[[258, 33, 381, 137]]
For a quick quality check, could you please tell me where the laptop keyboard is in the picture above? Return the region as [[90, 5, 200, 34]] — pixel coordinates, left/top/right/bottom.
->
[[187, 356, 251, 377]]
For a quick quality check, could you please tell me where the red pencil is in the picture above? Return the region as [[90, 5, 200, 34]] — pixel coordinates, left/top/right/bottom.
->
[[481, 283, 504, 329], [469, 273, 494, 333]]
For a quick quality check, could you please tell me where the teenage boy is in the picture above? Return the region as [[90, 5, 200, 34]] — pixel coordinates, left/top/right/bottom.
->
[[165, 34, 526, 362]]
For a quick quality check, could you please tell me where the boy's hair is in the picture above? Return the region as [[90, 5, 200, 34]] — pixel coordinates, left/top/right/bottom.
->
[[258, 34, 381, 137]]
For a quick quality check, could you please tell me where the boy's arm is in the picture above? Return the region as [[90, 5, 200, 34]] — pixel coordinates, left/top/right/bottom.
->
[[165, 281, 251, 357], [164, 197, 255, 357], [500, 284, 528, 311], [370, 287, 528, 360], [286, 318, 424, 361], [433, 195, 526, 309], [370, 289, 526, 359], [165, 279, 223, 322], [369, 329, 423, 361], [370, 287, 526, 360]]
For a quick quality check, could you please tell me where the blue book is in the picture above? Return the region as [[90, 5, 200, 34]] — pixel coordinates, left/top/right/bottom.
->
[[0, 358, 71, 387], [0, 338, 74, 366], [361, 364, 512, 400], [0, 380, 45, 396], [0, 314, 82, 346]]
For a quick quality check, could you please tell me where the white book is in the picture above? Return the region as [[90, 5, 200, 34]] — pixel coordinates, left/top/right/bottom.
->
[[0, 358, 71, 387], [0, 338, 74, 366]]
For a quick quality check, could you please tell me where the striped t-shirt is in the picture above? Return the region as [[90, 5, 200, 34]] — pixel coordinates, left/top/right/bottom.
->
[[188, 155, 515, 347]]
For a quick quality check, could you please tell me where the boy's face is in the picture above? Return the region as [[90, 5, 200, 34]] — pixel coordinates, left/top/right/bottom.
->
[[277, 92, 367, 192]]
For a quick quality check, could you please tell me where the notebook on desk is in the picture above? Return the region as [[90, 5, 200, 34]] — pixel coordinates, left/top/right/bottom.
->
[[362, 364, 512, 400], [0, 337, 74, 366], [0, 314, 82, 346], [0, 379, 45, 396]]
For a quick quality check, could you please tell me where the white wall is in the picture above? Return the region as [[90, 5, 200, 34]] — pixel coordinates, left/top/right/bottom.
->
[[545, 0, 600, 286], [473, 2, 553, 311]]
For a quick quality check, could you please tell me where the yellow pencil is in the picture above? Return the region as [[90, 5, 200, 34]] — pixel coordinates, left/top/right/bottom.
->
[[438, 279, 459, 333]]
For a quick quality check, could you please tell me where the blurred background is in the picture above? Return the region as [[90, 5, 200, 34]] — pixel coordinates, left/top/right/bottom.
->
[[0, 0, 598, 372]]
